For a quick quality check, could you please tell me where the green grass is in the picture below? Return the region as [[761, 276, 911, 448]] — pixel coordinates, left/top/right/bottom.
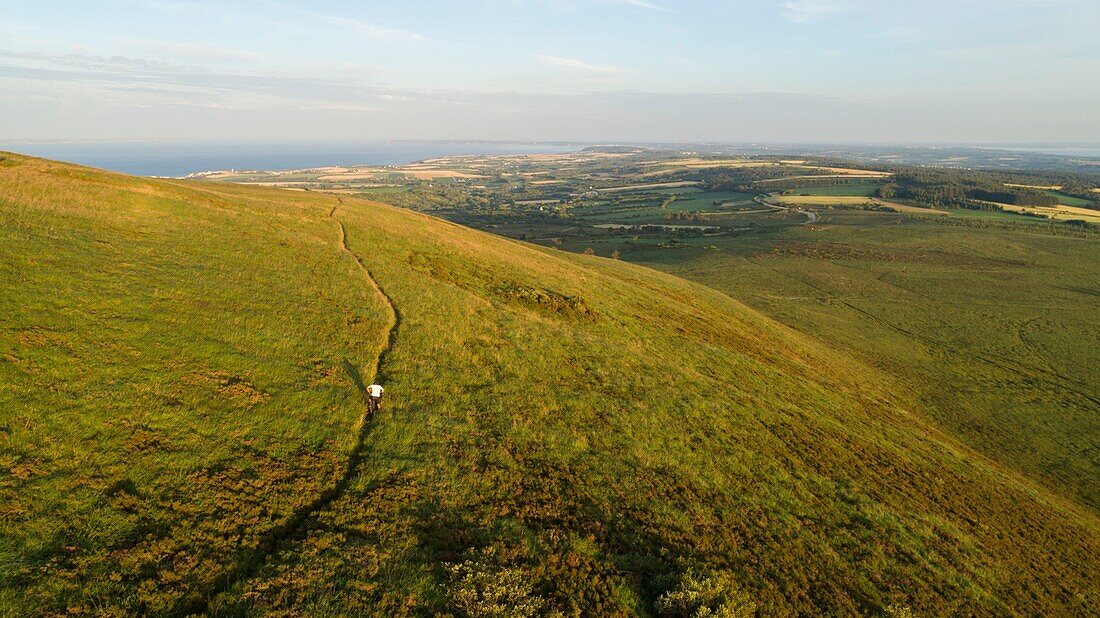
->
[[619, 213, 1100, 511], [662, 190, 756, 210], [1044, 190, 1095, 207], [1, 154, 1098, 616], [572, 191, 758, 224], [0, 155, 391, 613], [947, 207, 1078, 225]]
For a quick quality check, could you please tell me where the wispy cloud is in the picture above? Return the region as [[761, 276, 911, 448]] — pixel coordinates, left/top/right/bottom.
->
[[605, 0, 669, 12], [0, 49, 388, 109], [122, 40, 264, 62], [304, 12, 431, 44], [277, 5, 432, 44], [782, 0, 840, 23], [537, 54, 631, 74], [136, 1, 432, 45]]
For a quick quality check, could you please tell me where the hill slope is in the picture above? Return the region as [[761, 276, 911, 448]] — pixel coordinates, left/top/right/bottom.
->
[[1, 153, 1096, 616]]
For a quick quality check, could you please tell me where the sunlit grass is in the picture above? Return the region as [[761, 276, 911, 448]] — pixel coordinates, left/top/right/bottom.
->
[[1, 154, 1097, 616]]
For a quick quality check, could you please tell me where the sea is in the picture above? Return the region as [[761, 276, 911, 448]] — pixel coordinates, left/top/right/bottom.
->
[[0, 140, 581, 177], [980, 145, 1100, 158]]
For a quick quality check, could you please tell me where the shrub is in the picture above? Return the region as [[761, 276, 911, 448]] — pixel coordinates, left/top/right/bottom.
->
[[655, 568, 754, 618], [446, 547, 547, 617], [496, 283, 594, 317]]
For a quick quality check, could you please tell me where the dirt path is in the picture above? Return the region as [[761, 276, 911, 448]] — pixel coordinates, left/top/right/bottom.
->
[[332, 199, 400, 389], [174, 198, 400, 617]]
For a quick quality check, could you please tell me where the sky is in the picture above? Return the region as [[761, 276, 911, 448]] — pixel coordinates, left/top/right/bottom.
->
[[1, 0, 1098, 144]]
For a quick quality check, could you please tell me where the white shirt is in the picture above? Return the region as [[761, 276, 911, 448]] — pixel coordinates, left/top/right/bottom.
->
[[367, 384, 384, 397]]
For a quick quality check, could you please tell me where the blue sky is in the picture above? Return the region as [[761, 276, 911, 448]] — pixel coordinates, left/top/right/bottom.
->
[[1, 0, 1097, 142]]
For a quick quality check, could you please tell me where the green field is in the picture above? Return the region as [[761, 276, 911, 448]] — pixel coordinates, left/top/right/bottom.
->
[[571, 190, 758, 225], [1045, 190, 1095, 207], [661, 190, 756, 210], [2, 154, 1098, 616]]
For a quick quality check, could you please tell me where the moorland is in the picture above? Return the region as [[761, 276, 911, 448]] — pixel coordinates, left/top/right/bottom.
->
[[1, 149, 1098, 616]]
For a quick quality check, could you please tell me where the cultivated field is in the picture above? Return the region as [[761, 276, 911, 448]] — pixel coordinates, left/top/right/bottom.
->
[[981, 201, 1100, 222]]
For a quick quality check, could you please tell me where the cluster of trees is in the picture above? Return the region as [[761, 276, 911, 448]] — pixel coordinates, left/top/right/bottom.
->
[[664, 211, 709, 222], [970, 189, 1060, 206], [877, 170, 1073, 209], [704, 166, 826, 191], [760, 177, 876, 192], [876, 167, 1098, 210]]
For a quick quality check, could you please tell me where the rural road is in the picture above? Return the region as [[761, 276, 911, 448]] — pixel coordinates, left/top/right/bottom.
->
[[755, 193, 819, 225]]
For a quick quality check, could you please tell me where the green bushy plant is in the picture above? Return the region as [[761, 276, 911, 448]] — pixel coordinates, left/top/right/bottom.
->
[[655, 568, 754, 618], [446, 547, 547, 618]]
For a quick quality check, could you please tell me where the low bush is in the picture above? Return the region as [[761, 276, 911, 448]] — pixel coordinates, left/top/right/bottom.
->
[[446, 547, 548, 618], [655, 568, 754, 618]]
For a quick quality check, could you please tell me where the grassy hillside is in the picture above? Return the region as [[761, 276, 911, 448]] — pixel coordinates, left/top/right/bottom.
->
[[1, 154, 1097, 616], [0, 154, 392, 613], [609, 209, 1100, 512]]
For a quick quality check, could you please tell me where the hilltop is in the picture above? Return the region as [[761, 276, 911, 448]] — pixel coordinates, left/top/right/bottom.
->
[[1, 153, 1097, 616]]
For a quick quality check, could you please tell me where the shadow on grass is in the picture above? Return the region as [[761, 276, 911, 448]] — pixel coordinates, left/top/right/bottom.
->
[[342, 358, 368, 399]]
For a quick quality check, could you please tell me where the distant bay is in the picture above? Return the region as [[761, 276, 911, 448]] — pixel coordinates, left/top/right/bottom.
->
[[0, 140, 580, 177]]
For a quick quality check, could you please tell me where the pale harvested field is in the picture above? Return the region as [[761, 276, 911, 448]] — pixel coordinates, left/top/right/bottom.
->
[[239, 181, 318, 187], [987, 202, 1100, 222], [521, 152, 618, 163], [770, 195, 949, 215], [636, 162, 776, 178], [756, 174, 888, 184], [597, 181, 703, 193], [637, 168, 685, 178], [524, 153, 573, 162], [316, 173, 390, 181], [682, 161, 775, 169], [1005, 183, 1062, 190], [643, 158, 769, 168], [875, 200, 950, 215], [639, 159, 886, 177], [314, 187, 401, 194], [401, 170, 485, 180], [790, 165, 891, 176], [774, 195, 877, 205]]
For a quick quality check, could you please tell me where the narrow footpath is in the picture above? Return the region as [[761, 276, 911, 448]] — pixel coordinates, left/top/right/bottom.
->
[[174, 198, 400, 617]]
